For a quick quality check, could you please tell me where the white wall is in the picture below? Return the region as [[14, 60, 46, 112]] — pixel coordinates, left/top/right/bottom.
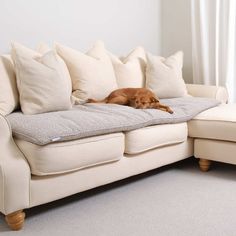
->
[[0, 0, 193, 82], [0, 0, 161, 55], [161, 0, 193, 83]]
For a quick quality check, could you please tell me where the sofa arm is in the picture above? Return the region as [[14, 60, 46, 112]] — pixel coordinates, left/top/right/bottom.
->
[[0, 114, 30, 215], [186, 84, 228, 103]]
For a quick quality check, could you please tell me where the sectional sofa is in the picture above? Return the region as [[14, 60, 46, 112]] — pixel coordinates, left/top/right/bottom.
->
[[0, 42, 232, 231]]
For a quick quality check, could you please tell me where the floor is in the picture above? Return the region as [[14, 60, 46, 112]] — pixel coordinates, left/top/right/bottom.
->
[[0, 157, 236, 236]]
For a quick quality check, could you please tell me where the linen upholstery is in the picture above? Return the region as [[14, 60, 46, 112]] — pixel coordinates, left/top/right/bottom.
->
[[188, 104, 236, 142], [55, 41, 118, 103], [15, 133, 124, 176], [0, 43, 71, 116], [194, 139, 236, 165], [36, 42, 73, 96], [146, 51, 188, 98], [125, 123, 187, 154], [29, 139, 193, 208], [108, 47, 146, 88], [0, 55, 19, 115], [11, 43, 72, 114], [186, 84, 228, 103], [189, 104, 236, 166], [0, 114, 30, 215], [0, 82, 228, 217]]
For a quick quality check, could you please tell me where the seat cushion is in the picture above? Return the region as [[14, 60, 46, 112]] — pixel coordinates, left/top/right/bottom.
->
[[188, 104, 236, 142], [124, 123, 187, 154], [15, 133, 124, 176]]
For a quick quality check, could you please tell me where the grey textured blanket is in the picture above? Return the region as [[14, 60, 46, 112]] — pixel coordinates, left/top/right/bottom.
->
[[7, 97, 220, 145]]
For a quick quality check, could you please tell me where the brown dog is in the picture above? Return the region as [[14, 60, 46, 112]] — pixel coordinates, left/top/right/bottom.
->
[[88, 88, 173, 114]]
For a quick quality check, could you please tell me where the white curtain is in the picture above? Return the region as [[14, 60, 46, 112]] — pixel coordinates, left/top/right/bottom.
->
[[191, 0, 236, 102]]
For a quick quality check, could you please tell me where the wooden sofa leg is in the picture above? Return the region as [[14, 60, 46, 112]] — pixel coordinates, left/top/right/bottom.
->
[[199, 158, 211, 172], [5, 210, 25, 231]]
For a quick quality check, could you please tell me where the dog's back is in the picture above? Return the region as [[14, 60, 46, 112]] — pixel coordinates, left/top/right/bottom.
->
[[87, 88, 173, 113]]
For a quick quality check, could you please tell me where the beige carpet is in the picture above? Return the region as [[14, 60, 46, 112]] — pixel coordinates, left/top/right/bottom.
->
[[1, 157, 236, 236]]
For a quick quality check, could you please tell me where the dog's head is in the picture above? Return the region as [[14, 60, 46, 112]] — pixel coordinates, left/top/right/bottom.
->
[[131, 95, 159, 109]]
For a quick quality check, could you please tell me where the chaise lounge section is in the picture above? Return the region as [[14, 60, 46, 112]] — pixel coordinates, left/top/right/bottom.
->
[[189, 103, 236, 171]]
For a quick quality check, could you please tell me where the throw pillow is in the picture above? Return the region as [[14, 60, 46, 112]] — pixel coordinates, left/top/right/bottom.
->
[[146, 51, 188, 98], [11, 42, 72, 115], [55, 41, 118, 103], [0, 55, 19, 115], [108, 47, 146, 88], [36, 42, 73, 97]]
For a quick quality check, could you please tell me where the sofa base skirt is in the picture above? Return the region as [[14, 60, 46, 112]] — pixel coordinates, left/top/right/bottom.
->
[[29, 138, 193, 208], [194, 139, 236, 165]]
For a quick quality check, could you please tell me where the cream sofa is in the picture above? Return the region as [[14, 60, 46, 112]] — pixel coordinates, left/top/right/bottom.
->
[[0, 83, 228, 230]]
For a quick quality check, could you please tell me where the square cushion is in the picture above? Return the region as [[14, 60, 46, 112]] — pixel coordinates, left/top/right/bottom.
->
[[0, 55, 19, 115], [146, 51, 188, 98], [108, 47, 146, 88], [124, 123, 187, 154], [55, 41, 118, 103], [0, 43, 62, 115], [11, 42, 72, 114], [15, 133, 124, 176]]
